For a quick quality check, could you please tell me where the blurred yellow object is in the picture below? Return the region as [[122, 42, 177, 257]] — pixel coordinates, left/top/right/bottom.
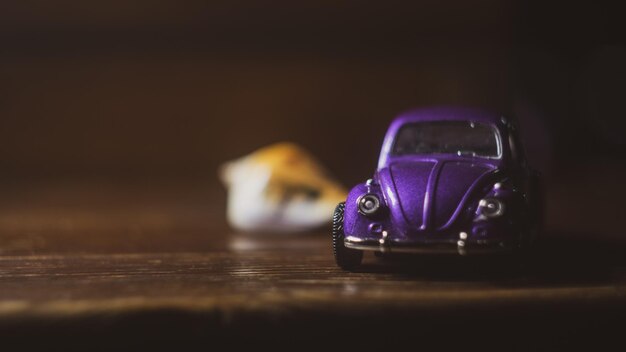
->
[[220, 142, 347, 232]]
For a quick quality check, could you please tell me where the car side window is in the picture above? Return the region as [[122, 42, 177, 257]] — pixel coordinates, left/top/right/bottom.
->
[[509, 133, 518, 163], [508, 124, 527, 168]]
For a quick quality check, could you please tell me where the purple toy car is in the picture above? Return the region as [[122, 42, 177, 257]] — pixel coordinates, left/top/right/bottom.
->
[[332, 107, 543, 270]]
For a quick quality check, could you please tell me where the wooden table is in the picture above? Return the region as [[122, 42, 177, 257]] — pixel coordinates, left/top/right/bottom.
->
[[1, 178, 625, 350]]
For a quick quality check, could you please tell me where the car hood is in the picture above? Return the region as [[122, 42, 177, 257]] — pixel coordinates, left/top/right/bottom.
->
[[379, 159, 497, 232]]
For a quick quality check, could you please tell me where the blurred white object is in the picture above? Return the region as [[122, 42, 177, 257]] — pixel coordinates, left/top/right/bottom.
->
[[220, 142, 347, 233]]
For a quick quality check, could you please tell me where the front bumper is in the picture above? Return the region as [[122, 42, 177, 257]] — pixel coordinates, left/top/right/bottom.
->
[[344, 236, 514, 255]]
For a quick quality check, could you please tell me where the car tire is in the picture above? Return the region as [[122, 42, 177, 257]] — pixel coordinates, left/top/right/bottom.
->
[[332, 202, 363, 270]]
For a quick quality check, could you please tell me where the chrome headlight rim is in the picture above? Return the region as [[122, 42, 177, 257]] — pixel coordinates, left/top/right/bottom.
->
[[478, 198, 505, 218], [357, 194, 381, 216]]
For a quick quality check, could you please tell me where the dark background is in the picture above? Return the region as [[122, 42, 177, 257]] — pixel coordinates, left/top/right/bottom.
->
[[1, 1, 624, 221], [1, 3, 626, 350]]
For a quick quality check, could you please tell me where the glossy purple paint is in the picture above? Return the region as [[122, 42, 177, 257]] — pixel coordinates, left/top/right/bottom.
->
[[343, 107, 543, 254]]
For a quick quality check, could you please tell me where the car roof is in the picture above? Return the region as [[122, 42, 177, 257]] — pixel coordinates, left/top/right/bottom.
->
[[391, 106, 505, 126]]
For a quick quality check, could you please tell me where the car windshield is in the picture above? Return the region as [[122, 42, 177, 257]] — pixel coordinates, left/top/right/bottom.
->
[[392, 121, 500, 158]]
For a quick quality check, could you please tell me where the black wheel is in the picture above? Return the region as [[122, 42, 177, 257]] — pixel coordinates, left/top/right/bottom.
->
[[332, 202, 363, 270], [504, 234, 532, 274]]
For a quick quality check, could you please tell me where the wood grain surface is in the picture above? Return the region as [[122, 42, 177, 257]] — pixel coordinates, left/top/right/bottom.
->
[[1, 178, 625, 351]]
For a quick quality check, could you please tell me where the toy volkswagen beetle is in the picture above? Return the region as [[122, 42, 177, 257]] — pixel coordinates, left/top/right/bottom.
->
[[332, 107, 543, 270]]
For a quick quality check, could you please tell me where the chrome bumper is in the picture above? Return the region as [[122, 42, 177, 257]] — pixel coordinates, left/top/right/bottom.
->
[[344, 236, 514, 255]]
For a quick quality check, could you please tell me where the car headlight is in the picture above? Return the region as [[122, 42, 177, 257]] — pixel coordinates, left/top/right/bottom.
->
[[357, 194, 381, 216], [478, 198, 504, 218]]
